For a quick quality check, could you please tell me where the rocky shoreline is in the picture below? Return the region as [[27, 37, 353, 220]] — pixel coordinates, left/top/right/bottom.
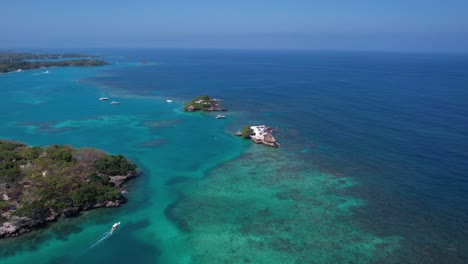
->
[[0, 141, 139, 239], [0, 173, 137, 239]]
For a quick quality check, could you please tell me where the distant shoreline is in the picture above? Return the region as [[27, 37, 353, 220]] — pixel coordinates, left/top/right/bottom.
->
[[0, 52, 109, 73]]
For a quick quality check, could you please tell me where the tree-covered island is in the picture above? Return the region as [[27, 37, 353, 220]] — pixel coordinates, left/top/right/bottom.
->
[[0, 140, 139, 238], [184, 95, 227, 112], [0, 52, 108, 73]]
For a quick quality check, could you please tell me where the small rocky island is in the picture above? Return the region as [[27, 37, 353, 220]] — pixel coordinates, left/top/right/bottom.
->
[[0, 140, 139, 238], [237, 125, 280, 147], [184, 95, 227, 112], [0, 52, 108, 73]]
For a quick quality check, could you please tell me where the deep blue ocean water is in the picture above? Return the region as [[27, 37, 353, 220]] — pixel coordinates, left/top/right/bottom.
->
[[1, 49, 467, 263]]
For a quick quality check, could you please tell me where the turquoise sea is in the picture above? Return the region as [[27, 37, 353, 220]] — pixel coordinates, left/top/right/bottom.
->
[[0, 49, 467, 263]]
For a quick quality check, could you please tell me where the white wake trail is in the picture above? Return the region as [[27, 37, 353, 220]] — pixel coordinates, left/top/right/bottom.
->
[[88, 231, 113, 249]]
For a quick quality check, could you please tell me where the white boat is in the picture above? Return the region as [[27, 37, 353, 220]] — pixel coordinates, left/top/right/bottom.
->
[[111, 222, 120, 232], [44, 70, 50, 74], [110, 101, 120, 105], [166, 99, 173, 103], [215, 115, 226, 119], [99, 97, 109, 101]]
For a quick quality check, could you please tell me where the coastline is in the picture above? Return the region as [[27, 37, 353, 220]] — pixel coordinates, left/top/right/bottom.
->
[[0, 52, 109, 73], [0, 141, 140, 239]]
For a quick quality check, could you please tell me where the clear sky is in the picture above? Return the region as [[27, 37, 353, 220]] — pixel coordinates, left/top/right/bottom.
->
[[2, 0, 468, 52]]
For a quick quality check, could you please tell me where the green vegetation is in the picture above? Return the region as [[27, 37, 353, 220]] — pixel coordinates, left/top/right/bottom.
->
[[184, 95, 211, 111], [0, 141, 25, 184], [241, 125, 253, 138], [0, 52, 96, 61], [184, 95, 225, 111], [0, 52, 108, 73], [0, 59, 108, 73], [0, 200, 8, 210], [0, 140, 138, 225], [93, 154, 137, 176]]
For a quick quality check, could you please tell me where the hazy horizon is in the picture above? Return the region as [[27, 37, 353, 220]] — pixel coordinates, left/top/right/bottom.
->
[[2, 0, 468, 53]]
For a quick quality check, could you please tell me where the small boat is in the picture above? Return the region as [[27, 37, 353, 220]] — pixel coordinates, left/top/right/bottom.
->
[[111, 222, 120, 232], [99, 97, 109, 101], [44, 70, 50, 74], [110, 101, 120, 105], [166, 99, 173, 103], [215, 115, 226, 119]]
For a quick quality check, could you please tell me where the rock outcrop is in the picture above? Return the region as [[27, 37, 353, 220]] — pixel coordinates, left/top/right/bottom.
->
[[0, 196, 127, 238], [0, 217, 42, 238], [109, 174, 136, 188]]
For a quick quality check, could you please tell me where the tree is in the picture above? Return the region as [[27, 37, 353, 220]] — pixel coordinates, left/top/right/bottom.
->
[[22, 146, 43, 160], [241, 125, 253, 138], [93, 154, 136, 176]]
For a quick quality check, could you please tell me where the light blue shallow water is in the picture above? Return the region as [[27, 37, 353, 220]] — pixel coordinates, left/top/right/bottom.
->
[[1, 49, 467, 263]]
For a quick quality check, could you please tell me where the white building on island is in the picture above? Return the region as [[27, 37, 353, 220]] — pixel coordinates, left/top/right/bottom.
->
[[249, 125, 279, 147], [250, 125, 268, 141]]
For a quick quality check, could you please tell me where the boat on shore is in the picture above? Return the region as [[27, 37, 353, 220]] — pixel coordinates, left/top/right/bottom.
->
[[215, 115, 226, 119], [110, 101, 120, 105]]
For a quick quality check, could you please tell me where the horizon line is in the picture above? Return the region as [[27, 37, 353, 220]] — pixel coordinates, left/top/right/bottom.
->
[[1, 47, 468, 56]]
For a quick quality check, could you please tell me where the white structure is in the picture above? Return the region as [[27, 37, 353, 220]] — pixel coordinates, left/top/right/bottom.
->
[[250, 125, 268, 140]]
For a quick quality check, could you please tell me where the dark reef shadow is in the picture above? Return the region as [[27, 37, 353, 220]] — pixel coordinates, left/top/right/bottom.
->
[[164, 176, 192, 186], [164, 195, 191, 233]]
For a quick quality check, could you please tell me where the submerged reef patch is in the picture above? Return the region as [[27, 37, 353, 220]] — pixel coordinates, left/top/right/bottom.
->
[[169, 147, 400, 263]]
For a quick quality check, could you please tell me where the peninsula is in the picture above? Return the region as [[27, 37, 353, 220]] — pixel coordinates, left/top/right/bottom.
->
[[184, 95, 227, 112], [0, 52, 108, 73], [0, 140, 139, 238]]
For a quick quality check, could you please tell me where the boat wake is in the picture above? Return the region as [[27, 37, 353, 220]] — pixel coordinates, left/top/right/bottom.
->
[[53, 230, 114, 264], [88, 231, 113, 249], [72, 222, 121, 261], [80, 223, 120, 254]]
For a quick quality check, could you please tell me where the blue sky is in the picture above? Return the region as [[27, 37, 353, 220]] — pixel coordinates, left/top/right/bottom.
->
[[2, 0, 467, 52]]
